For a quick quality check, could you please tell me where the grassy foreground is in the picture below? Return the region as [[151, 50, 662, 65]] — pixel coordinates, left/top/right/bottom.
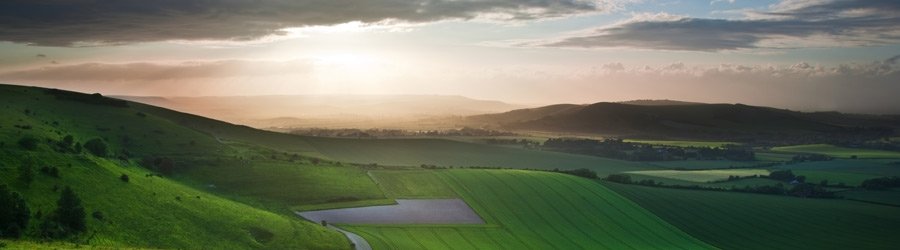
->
[[0, 151, 347, 249], [344, 170, 713, 249]]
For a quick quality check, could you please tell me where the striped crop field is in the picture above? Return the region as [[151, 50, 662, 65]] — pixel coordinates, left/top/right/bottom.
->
[[343, 169, 713, 249], [605, 182, 900, 250]]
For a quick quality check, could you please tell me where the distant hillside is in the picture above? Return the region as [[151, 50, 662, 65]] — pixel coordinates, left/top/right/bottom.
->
[[465, 102, 900, 141], [117, 94, 525, 128], [617, 99, 705, 106]]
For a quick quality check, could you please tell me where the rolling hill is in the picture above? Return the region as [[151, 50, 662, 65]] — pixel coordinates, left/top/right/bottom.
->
[[466, 102, 900, 140], [0, 84, 349, 249], [0, 83, 658, 248]]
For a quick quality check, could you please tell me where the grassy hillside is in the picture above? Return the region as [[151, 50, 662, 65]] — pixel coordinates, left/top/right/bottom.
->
[[0, 150, 347, 249], [0, 84, 352, 248], [605, 182, 900, 250], [344, 170, 713, 249]]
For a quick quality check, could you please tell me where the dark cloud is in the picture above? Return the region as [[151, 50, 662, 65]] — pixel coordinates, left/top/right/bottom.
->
[[0, 0, 615, 46], [0, 60, 314, 81], [543, 1, 900, 51]]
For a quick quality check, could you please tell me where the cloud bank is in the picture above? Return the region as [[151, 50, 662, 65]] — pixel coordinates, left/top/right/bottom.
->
[[0, 0, 621, 46], [541, 0, 900, 51]]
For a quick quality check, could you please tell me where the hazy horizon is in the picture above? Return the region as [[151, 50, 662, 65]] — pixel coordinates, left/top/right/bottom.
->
[[2, 1, 899, 114]]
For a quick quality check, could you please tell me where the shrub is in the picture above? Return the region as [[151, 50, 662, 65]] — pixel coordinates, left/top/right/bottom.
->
[[83, 138, 108, 157], [605, 174, 632, 184], [17, 164, 34, 186], [120, 174, 129, 183], [17, 136, 39, 150], [39, 166, 60, 178], [92, 211, 104, 221], [768, 170, 796, 182]]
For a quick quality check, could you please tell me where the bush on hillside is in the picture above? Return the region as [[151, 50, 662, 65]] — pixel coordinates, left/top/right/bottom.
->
[[861, 177, 900, 190], [17, 136, 39, 150], [17, 164, 34, 186], [605, 174, 633, 184], [141, 156, 176, 175], [768, 170, 797, 182], [40, 166, 60, 178], [83, 138, 108, 157]]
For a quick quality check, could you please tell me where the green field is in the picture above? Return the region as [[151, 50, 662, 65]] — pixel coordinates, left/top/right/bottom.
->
[[777, 159, 900, 176], [179, 159, 385, 207], [755, 152, 797, 162], [369, 170, 459, 198], [302, 137, 651, 175], [624, 139, 739, 148], [792, 170, 879, 186], [774, 159, 900, 186], [772, 144, 900, 159], [343, 170, 713, 249], [641, 160, 769, 170], [605, 182, 900, 249], [841, 188, 900, 206], [625, 174, 787, 189], [626, 169, 770, 183]]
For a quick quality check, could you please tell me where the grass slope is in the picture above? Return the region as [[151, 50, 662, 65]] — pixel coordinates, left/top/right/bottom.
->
[[345, 170, 713, 249], [605, 182, 900, 249], [0, 84, 351, 248], [772, 144, 900, 159], [0, 151, 347, 249]]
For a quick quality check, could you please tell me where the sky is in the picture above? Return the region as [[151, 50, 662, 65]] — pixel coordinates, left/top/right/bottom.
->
[[0, 0, 899, 114]]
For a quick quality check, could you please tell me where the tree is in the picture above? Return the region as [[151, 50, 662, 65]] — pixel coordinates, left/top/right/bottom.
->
[[55, 187, 86, 233], [83, 138, 108, 157], [120, 174, 130, 183], [0, 185, 30, 238], [62, 135, 74, 146]]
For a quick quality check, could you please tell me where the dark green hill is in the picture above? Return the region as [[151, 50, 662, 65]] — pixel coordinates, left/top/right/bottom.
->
[[466, 102, 899, 141]]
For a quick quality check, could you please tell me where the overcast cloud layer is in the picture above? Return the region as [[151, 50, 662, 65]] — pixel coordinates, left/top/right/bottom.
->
[[0, 0, 619, 46], [543, 0, 900, 51]]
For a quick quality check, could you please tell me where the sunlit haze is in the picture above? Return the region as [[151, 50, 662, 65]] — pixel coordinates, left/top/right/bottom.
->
[[1, 0, 899, 113]]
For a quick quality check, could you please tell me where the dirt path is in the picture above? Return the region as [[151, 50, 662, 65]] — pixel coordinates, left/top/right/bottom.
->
[[329, 225, 372, 250]]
